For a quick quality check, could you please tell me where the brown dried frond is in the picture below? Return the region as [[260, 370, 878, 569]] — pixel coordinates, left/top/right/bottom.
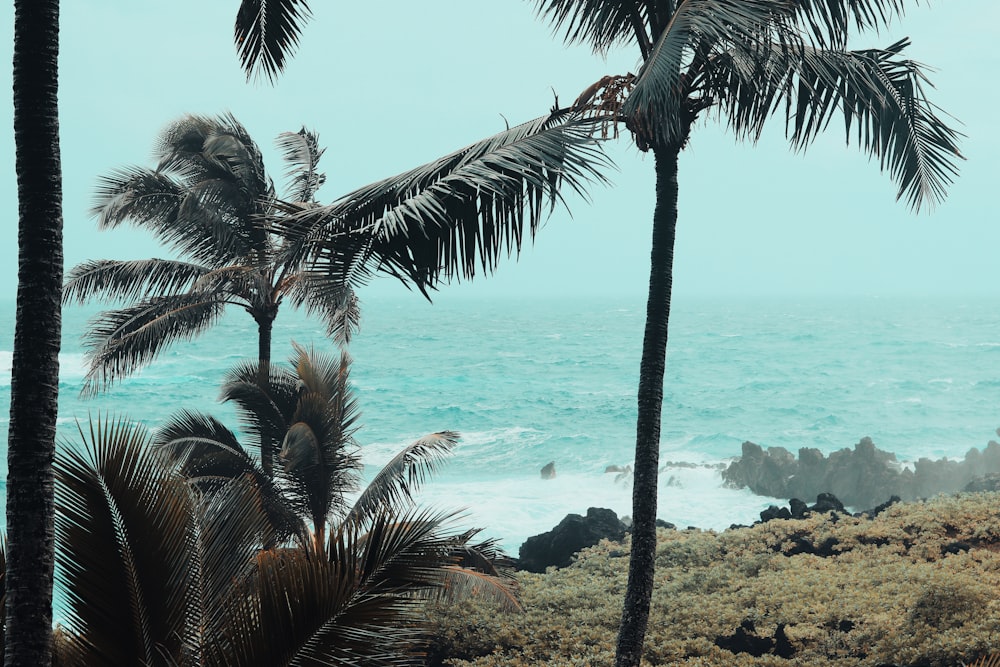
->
[[570, 73, 636, 139]]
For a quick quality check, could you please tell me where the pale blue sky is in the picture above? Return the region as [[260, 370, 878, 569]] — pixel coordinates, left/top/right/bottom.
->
[[2, 1, 998, 301]]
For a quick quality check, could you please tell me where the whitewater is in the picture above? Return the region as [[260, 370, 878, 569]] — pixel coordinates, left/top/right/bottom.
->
[[2, 294, 999, 553]]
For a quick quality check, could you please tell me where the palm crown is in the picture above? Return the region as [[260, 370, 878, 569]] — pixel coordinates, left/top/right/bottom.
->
[[539, 0, 960, 209], [64, 113, 357, 397]]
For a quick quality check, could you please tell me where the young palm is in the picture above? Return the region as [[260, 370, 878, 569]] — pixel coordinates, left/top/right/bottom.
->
[[531, 1, 962, 664], [53, 416, 511, 665], [156, 341, 515, 609]]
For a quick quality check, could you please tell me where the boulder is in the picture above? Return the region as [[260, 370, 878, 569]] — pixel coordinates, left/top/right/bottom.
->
[[517, 507, 627, 573], [540, 461, 556, 479]]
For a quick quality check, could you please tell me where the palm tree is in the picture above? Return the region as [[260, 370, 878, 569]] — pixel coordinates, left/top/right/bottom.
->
[[530, 2, 962, 665], [155, 343, 509, 577], [64, 114, 359, 476], [53, 416, 512, 665], [7, 2, 63, 665]]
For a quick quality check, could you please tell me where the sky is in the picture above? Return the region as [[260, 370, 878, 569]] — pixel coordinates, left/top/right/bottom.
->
[[2, 1, 998, 302]]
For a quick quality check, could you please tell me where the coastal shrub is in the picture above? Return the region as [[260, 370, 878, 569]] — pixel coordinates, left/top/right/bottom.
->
[[428, 492, 1000, 667]]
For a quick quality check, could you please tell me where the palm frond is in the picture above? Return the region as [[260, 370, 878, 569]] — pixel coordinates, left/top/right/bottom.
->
[[91, 162, 254, 266], [155, 409, 307, 546], [220, 359, 301, 453], [217, 509, 456, 666], [284, 271, 360, 346], [81, 293, 226, 395], [348, 431, 459, 523], [63, 258, 210, 305], [433, 533, 521, 612], [276, 127, 326, 203], [54, 417, 201, 666], [197, 474, 280, 633], [533, 0, 655, 55], [790, 0, 907, 49], [710, 38, 961, 210], [155, 113, 273, 258], [234, 0, 313, 83], [280, 110, 612, 293]]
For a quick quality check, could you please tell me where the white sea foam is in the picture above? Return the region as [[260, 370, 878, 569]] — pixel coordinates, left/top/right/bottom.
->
[[0, 351, 89, 386], [406, 464, 783, 553]]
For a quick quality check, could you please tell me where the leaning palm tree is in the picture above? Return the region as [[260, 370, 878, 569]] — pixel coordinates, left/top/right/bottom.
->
[[530, 1, 962, 664], [67, 110, 610, 475], [54, 416, 512, 665], [8, 2, 63, 665]]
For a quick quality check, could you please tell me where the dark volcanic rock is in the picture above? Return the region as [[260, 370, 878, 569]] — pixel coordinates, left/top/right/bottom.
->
[[724, 434, 1000, 510], [517, 507, 626, 573], [714, 620, 773, 657], [964, 473, 1000, 493]]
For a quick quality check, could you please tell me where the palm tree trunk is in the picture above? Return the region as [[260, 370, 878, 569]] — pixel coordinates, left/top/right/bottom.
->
[[614, 145, 680, 667], [6, 1, 62, 665], [256, 311, 275, 478]]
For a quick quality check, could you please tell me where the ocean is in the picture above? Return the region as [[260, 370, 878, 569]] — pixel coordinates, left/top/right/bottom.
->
[[2, 294, 999, 553]]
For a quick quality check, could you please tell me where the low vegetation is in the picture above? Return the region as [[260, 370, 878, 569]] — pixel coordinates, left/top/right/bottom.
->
[[428, 493, 1000, 667]]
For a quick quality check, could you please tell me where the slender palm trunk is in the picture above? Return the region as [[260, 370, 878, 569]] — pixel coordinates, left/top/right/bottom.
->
[[256, 310, 275, 477], [7, 1, 62, 665], [615, 145, 680, 667]]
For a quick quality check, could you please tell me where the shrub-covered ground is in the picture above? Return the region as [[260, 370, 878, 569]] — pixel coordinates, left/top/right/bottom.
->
[[427, 493, 1000, 666]]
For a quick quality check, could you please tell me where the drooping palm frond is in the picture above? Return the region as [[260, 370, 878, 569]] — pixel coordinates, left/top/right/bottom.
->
[[283, 270, 360, 346], [276, 127, 326, 203], [348, 431, 459, 523], [63, 259, 210, 305], [235, 0, 313, 83], [709, 37, 961, 210], [433, 532, 521, 612], [533, 0, 656, 57], [156, 114, 273, 258], [789, 0, 907, 49], [280, 110, 612, 293], [54, 417, 201, 666], [217, 508, 463, 666], [81, 293, 226, 395]]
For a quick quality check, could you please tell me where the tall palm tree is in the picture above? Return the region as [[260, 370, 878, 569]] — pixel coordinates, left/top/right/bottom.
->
[[530, 2, 962, 665], [7, 2, 63, 665], [53, 416, 512, 665], [64, 114, 357, 476]]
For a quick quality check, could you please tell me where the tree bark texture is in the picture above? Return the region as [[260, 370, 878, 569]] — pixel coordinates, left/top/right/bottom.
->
[[614, 145, 680, 667], [256, 311, 275, 478], [7, 1, 63, 665]]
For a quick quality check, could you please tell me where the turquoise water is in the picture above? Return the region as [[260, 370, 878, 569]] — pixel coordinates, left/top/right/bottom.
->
[[2, 295, 999, 551]]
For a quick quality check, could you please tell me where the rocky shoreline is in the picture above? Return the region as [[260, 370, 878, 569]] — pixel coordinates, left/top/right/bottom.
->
[[722, 434, 1000, 510]]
